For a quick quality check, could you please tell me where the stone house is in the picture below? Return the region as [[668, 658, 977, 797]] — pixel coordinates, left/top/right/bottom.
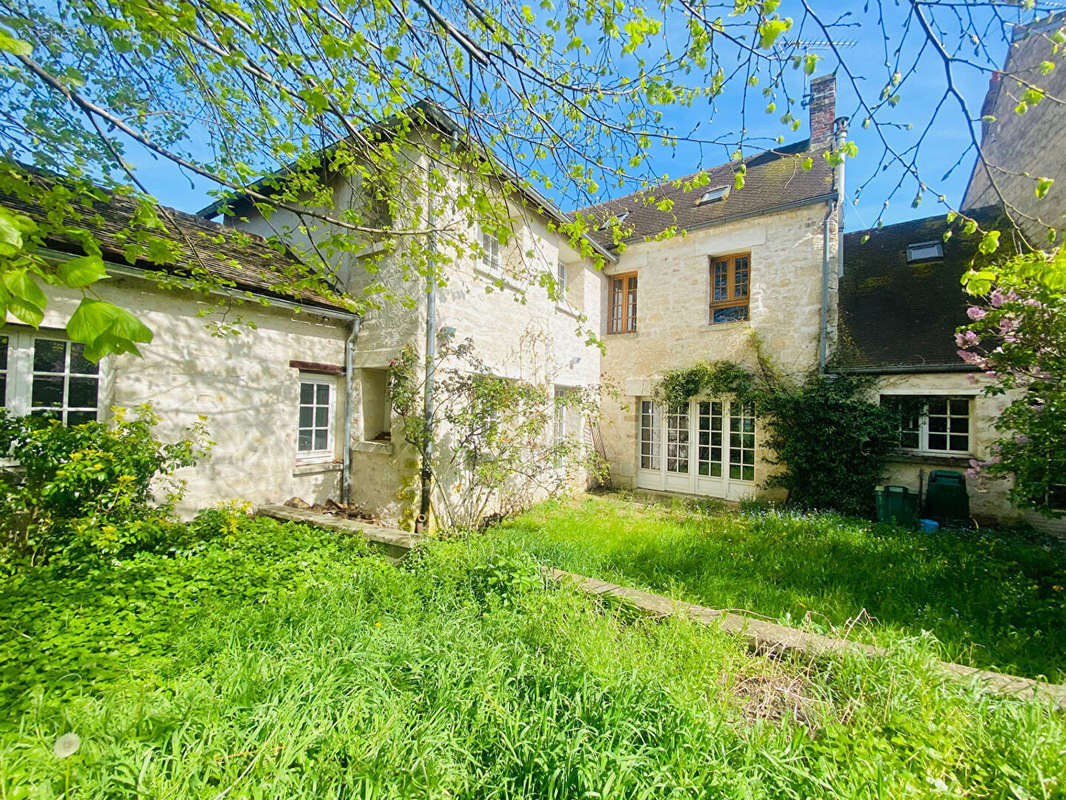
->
[[2, 70, 1058, 529], [579, 75, 843, 502]]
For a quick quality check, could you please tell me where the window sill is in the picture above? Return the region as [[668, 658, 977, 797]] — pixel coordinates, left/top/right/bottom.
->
[[474, 265, 524, 293], [353, 440, 394, 455], [607, 330, 639, 336], [704, 319, 751, 329], [293, 460, 342, 476], [886, 451, 972, 468]]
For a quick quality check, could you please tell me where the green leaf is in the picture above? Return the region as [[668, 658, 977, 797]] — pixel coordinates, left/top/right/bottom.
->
[[0, 206, 25, 257], [1036, 176, 1054, 199], [0, 28, 32, 56], [801, 157, 813, 171], [57, 255, 108, 288], [67, 298, 153, 362], [978, 230, 1001, 255], [2, 269, 46, 326], [756, 18, 791, 49]]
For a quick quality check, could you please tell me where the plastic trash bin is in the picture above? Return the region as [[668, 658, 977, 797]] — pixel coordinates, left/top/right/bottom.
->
[[924, 470, 969, 523], [875, 485, 920, 530]]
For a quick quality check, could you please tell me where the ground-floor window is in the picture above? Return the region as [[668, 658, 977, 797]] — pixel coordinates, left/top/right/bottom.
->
[[298, 377, 335, 460], [0, 331, 100, 424], [880, 394, 973, 455], [638, 397, 756, 494]]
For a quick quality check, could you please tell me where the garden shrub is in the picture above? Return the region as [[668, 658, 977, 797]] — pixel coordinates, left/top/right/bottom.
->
[[0, 406, 208, 568], [760, 374, 899, 516]]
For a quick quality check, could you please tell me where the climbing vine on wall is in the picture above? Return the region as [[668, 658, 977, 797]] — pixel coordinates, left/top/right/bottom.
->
[[652, 356, 901, 517]]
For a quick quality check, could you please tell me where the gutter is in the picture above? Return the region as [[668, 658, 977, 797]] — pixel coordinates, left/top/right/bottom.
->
[[340, 317, 361, 506], [830, 363, 979, 375], [818, 196, 835, 371]]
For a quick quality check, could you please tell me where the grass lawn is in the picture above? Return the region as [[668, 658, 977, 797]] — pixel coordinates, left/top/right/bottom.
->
[[493, 493, 1066, 682], [3, 515, 1066, 798]]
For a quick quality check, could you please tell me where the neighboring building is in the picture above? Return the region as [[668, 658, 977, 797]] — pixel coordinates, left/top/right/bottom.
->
[[833, 207, 1057, 529], [583, 75, 843, 501], [963, 12, 1066, 245]]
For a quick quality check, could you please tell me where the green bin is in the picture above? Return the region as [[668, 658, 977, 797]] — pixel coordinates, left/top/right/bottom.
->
[[924, 470, 969, 523], [875, 485, 920, 530]]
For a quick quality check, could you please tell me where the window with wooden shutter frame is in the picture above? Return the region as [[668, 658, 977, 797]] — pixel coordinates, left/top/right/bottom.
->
[[708, 253, 750, 324], [608, 271, 637, 333]]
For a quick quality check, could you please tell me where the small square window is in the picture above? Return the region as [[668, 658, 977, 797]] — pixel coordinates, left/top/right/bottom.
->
[[298, 378, 334, 459], [906, 241, 944, 262]]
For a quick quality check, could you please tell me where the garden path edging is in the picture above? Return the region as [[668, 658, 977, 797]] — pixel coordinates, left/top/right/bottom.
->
[[256, 505, 1066, 710]]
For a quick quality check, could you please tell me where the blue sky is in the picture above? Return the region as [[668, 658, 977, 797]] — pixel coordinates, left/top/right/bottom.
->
[[127, 1, 1015, 233]]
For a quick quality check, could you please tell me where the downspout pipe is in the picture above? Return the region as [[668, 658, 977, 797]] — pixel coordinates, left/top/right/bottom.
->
[[341, 316, 361, 506], [419, 169, 438, 523]]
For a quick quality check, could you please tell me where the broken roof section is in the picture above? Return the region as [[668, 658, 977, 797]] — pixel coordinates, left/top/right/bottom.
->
[[3, 167, 352, 314], [836, 205, 1010, 372], [574, 139, 836, 249]]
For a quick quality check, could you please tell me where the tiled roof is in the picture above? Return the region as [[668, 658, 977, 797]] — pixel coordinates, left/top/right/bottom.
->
[[3, 169, 352, 314], [573, 140, 836, 248], [836, 206, 1010, 371]]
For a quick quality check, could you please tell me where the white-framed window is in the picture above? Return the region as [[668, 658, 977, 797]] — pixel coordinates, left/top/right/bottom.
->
[[556, 261, 567, 294], [480, 227, 501, 272], [297, 377, 335, 461], [1, 331, 100, 425], [639, 399, 661, 470], [881, 395, 973, 454], [697, 186, 730, 205], [639, 397, 756, 483]]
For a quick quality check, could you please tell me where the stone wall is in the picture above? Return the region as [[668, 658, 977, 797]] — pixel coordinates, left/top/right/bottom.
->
[[598, 201, 838, 494]]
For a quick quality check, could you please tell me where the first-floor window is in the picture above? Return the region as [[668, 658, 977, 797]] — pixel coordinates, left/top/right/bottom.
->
[[1, 332, 100, 425], [666, 404, 689, 474], [298, 378, 334, 459], [881, 395, 972, 454]]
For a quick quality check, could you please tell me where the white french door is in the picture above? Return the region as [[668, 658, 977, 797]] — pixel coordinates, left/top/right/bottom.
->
[[636, 397, 756, 500]]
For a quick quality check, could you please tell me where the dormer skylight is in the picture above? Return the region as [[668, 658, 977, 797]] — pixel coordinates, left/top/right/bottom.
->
[[598, 211, 629, 231], [906, 241, 944, 262], [697, 186, 730, 206]]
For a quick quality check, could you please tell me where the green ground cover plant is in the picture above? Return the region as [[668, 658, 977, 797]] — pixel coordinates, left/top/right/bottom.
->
[[494, 493, 1066, 682], [3, 514, 1066, 798]]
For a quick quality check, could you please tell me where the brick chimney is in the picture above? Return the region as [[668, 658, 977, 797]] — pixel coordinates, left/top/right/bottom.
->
[[808, 74, 836, 148]]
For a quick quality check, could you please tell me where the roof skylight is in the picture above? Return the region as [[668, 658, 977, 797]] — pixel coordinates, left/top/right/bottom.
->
[[906, 241, 944, 262], [697, 186, 730, 205]]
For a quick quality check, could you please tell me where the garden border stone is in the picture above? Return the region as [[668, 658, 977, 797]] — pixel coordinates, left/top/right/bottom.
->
[[257, 504, 1066, 711]]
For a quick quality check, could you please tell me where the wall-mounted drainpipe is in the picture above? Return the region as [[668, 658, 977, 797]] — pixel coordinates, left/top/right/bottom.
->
[[341, 317, 361, 506], [419, 202, 437, 524]]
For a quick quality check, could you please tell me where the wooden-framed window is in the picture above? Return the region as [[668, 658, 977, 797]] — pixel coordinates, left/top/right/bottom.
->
[[709, 253, 750, 324], [608, 271, 637, 333]]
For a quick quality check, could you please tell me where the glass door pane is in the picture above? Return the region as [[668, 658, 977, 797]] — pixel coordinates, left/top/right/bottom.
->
[[728, 401, 756, 481], [697, 401, 723, 477], [665, 404, 689, 474], [639, 400, 661, 469]]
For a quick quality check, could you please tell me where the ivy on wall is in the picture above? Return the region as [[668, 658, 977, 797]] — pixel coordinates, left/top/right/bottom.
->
[[652, 358, 899, 517]]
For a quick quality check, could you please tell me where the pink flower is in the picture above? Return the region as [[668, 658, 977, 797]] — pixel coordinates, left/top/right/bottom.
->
[[990, 289, 1019, 307], [967, 306, 987, 320], [957, 349, 986, 366], [998, 315, 1019, 335]]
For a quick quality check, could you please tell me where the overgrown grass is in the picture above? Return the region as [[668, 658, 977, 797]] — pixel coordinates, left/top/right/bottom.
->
[[3, 515, 1066, 798], [493, 493, 1066, 681]]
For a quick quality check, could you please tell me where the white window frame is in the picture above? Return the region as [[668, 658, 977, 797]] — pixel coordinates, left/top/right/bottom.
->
[[297, 376, 336, 463], [638, 397, 756, 485], [480, 226, 502, 273], [697, 186, 730, 205], [881, 394, 974, 456], [1, 330, 102, 424]]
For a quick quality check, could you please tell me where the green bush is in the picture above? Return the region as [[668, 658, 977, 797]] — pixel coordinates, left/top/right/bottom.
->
[[760, 374, 899, 516], [0, 406, 208, 568]]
